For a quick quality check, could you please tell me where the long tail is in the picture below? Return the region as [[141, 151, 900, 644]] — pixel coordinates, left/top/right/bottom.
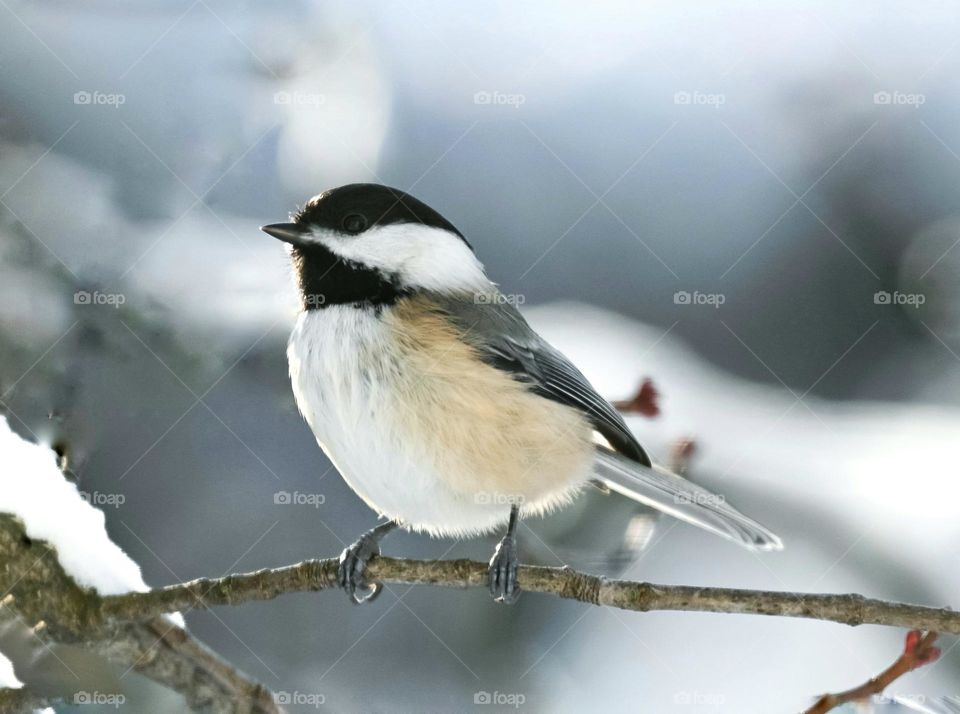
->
[[593, 449, 783, 551]]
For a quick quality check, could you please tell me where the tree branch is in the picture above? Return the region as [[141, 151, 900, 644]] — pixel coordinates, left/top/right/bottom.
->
[[6, 503, 960, 714], [0, 685, 59, 714], [97, 556, 960, 635], [0, 515, 280, 714]]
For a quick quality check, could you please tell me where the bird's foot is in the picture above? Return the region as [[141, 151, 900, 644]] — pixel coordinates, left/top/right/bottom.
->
[[488, 533, 520, 604], [338, 524, 393, 604]]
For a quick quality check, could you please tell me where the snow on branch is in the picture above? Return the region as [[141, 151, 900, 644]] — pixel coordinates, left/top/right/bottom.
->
[[0, 514, 280, 714], [0, 416, 280, 714]]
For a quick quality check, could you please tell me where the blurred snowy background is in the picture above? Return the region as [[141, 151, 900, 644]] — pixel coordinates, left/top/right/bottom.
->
[[2, 1, 960, 711]]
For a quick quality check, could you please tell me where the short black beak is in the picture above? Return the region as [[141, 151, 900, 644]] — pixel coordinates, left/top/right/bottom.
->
[[260, 222, 307, 245]]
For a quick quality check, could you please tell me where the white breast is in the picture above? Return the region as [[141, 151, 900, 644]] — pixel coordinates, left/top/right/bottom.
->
[[287, 305, 593, 538]]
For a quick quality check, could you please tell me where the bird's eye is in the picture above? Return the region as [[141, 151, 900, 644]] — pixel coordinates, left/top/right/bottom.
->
[[341, 213, 368, 234]]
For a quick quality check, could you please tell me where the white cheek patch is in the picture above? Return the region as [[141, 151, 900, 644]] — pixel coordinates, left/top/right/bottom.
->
[[313, 223, 492, 293]]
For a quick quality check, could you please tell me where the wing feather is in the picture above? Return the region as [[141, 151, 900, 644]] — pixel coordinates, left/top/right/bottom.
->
[[594, 449, 782, 551], [430, 295, 650, 465], [425, 293, 782, 551]]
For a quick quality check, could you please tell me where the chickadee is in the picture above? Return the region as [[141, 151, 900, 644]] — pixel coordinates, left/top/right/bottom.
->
[[262, 184, 782, 605]]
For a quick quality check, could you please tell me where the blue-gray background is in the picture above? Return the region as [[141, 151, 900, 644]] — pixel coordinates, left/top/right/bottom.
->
[[2, 1, 960, 712]]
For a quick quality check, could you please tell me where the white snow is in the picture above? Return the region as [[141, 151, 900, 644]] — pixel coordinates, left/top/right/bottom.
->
[[0, 652, 22, 688], [0, 655, 53, 714], [0, 416, 152, 595], [0, 414, 184, 691], [0, 652, 54, 714]]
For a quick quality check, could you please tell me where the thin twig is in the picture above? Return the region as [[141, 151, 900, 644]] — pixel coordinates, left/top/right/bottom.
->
[[804, 630, 941, 714], [612, 378, 660, 417]]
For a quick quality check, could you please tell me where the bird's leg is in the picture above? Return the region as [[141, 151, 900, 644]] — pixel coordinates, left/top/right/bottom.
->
[[338, 520, 398, 604], [488, 504, 521, 604]]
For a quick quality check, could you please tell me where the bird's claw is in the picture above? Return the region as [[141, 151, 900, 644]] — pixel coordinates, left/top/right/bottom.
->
[[488, 534, 520, 604], [338, 533, 384, 605]]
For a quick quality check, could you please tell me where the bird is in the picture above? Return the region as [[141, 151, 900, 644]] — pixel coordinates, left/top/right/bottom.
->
[[261, 183, 782, 605]]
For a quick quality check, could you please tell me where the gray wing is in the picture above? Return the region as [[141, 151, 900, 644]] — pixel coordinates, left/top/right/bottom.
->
[[429, 292, 783, 552], [429, 293, 651, 466]]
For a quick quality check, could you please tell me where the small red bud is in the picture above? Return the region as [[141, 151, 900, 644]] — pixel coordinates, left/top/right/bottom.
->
[[904, 630, 922, 653]]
